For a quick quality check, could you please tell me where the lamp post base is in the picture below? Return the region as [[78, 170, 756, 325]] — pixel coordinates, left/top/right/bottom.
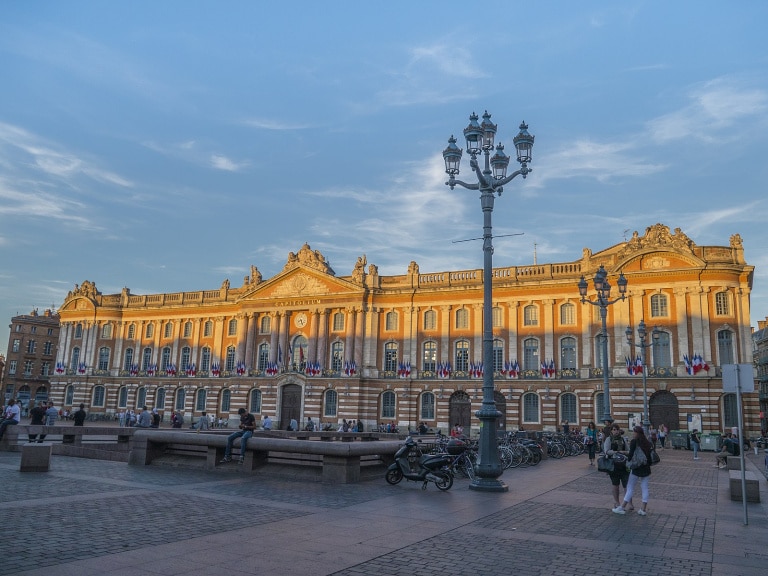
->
[[469, 477, 509, 492]]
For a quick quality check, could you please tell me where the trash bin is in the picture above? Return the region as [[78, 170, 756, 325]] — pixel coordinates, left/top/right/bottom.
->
[[700, 433, 722, 452], [669, 430, 690, 450]]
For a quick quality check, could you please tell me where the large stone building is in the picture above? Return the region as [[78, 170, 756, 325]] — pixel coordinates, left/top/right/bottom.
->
[[51, 224, 759, 434], [753, 316, 768, 434], [4, 309, 60, 412]]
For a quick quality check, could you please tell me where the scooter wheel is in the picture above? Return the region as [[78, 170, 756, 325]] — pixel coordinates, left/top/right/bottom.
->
[[434, 471, 453, 491], [385, 469, 403, 485]]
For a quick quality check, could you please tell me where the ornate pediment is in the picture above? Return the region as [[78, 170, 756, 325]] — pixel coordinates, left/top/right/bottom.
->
[[63, 280, 100, 303], [617, 223, 694, 260]]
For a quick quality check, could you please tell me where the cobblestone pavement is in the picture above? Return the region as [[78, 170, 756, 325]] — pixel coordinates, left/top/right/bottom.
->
[[1, 445, 767, 576]]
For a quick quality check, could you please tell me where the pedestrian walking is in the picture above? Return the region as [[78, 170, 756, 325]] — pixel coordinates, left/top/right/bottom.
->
[[613, 426, 652, 516], [585, 421, 598, 466], [658, 424, 668, 449], [603, 424, 633, 511], [73, 403, 87, 426]]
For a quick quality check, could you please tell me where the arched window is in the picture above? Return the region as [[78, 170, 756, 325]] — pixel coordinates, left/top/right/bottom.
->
[[522, 392, 539, 423], [98, 347, 110, 371], [385, 311, 398, 331], [75, 323, 83, 338], [204, 320, 213, 337], [455, 308, 469, 329], [258, 343, 270, 371], [181, 347, 191, 371], [523, 305, 538, 326], [333, 312, 345, 331], [381, 390, 395, 419], [423, 310, 437, 330], [324, 389, 338, 417], [65, 385, 75, 406], [143, 348, 154, 373], [560, 303, 575, 325], [723, 393, 738, 429], [384, 342, 398, 372], [560, 392, 577, 423], [196, 389, 206, 411], [492, 306, 503, 328], [123, 348, 134, 371], [523, 338, 539, 371], [423, 341, 437, 372], [175, 389, 186, 411], [92, 385, 106, 407], [455, 340, 469, 372], [161, 347, 171, 371], [560, 337, 576, 369], [718, 330, 734, 365], [164, 321, 173, 338], [493, 339, 504, 372], [421, 392, 435, 420], [222, 389, 232, 412], [225, 346, 236, 372], [127, 324, 136, 339], [331, 341, 344, 372], [183, 321, 192, 338], [70, 347, 80, 371], [715, 292, 730, 316], [118, 386, 128, 408], [101, 323, 112, 339], [652, 332, 671, 368], [650, 294, 668, 318], [146, 323, 154, 338], [156, 388, 166, 409], [260, 316, 270, 334], [248, 389, 260, 413], [228, 318, 237, 336], [137, 387, 147, 408], [201, 347, 211, 372]]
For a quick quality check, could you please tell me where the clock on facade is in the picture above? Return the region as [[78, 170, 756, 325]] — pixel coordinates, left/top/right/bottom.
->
[[294, 312, 308, 328]]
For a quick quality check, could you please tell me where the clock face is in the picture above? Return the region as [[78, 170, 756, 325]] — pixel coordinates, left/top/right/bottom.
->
[[294, 312, 307, 328]]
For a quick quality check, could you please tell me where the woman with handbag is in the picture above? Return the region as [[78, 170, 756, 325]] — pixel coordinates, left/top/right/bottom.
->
[[585, 421, 598, 466], [603, 424, 633, 511], [613, 426, 652, 516]]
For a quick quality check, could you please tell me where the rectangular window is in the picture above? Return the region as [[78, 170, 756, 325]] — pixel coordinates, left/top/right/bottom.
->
[[324, 390, 338, 417], [24, 360, 33, 376], [8, 360, 16, 375], [26, 340, 36, 353], [650, 294, 668, 317], [43, 341, 53, 355], [41, 362, 50, 376], [523, 394, 539, 423], [381, 391, 395, 419], [333, 312, 345, 331], [420, 393, 435, 420]]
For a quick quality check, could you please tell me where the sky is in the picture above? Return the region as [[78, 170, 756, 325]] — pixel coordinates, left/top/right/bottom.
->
[[1, 1, 768, 355]]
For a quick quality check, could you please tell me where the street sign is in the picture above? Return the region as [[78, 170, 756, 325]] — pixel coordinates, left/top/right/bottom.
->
[[722, 364, 755, 393]]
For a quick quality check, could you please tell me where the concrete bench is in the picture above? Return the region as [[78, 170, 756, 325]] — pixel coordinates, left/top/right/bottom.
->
[[729, 470, 760, 503], [129, 430, 402, 483], [726, 455, 743, 470], [20, 442, 52, 472]]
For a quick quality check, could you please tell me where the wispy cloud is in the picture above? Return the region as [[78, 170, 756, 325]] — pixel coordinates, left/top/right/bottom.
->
[[210, 154, 249, 172], [647, 77, 768, 143], [241, 118, 316, 130]]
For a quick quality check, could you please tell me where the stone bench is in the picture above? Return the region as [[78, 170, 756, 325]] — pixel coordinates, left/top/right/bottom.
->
[[726, 455, 743, 470], [128, 430, 402, 483], [20, 442, 52, 472], [729, 470, 760, 503]]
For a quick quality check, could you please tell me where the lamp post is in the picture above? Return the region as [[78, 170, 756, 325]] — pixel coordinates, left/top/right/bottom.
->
[[625, 320, 661, 434], [443, 111, 534, 492], [578, 265, 627, 423]]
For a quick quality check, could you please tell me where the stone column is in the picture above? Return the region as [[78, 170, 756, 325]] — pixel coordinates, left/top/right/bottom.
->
[[543, 299, 554, 364], [269, 313, 279, 363], [354, 306, 365, 367], [440, 305, 452, 366], [674, 287, 689, 363], [316, 309, 329, 369]]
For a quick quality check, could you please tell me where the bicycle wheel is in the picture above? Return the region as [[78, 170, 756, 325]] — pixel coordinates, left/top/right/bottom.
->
[[385, 468, 403, 485], [434, 471, 453, 491]]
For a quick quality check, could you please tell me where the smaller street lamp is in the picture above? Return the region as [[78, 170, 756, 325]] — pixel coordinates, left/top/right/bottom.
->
[[578, 265, 627, 422], [625, 320, 661, 434]]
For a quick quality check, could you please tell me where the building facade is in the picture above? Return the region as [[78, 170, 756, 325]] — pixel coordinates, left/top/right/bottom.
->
[[4, 309, 61, 413], [752, 316, 768, 435], [51, 224, 759, 434]]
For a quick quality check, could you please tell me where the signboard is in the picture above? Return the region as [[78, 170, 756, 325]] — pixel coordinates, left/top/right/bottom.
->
[[722, 364, 755, 393]]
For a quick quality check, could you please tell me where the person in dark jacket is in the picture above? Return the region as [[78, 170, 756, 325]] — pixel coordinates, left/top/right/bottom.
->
[[613, 426, 652, 516], [73, 403, 87, 426]]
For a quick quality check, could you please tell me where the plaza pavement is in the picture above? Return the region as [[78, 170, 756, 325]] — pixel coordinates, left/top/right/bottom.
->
[[1, 438, 767, 576]]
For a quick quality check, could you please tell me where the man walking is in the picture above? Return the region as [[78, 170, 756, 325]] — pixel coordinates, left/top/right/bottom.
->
[[73, 403, 87, 426], [221, 408, 256, 464]]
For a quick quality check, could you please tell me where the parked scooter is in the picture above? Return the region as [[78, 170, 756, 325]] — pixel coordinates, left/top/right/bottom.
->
[[385, 436, 454, 490]]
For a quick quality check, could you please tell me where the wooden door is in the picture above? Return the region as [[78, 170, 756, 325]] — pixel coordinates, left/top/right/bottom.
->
[[649, 390, 680, 431], [449, 391, 471, 430], [279, 384, 302, 429]]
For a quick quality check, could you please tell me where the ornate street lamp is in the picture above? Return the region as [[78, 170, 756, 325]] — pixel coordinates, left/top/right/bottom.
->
[[443, 111, 534, 492], [626, 320, 661, 434], [578, 265, 627, 422]]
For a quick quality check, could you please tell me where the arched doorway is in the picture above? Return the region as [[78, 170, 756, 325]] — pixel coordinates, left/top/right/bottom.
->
[[494, 391, 507, 433], [449, 391, 471, 430], [279, 383, 302, 430], [649, 390, 680, 431]]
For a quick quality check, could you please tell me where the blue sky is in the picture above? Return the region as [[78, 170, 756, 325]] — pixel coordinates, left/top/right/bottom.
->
[[1, 1, 768, 355]]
